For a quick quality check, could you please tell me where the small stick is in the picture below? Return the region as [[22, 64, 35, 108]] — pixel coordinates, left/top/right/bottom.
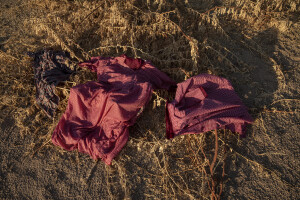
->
[[85, 160, 99, 184], [31, 138, 51, 158]]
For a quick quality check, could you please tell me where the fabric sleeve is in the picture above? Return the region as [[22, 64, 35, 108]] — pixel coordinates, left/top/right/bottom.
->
[[139, 61, 176, 90], [78, 56, 103, 72]]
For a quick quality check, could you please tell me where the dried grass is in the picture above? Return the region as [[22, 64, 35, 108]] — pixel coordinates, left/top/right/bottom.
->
[[0, 0, 299, 199]]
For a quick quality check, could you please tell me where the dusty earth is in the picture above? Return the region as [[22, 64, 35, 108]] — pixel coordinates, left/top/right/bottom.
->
[[0, 0, 299, 199]]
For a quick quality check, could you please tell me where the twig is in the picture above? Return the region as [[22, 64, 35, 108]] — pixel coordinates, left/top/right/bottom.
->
[[85, 160, 99, 184], [79, 1, 109, 26], [30, 138, 51, 158], [210, 130, 218, 174], [186, 135, 216, 199], [261, 109, 296, 114], [218, 129, 228, 199], [154, 150, 195, 199], [201, 150, 216, 200], [270, 99, 300, 105], [56, 87, 70, 91]]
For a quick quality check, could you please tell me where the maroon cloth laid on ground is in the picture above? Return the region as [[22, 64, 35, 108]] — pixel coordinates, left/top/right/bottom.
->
[[52, 55, 176, 165], [166, 74, 253, 139]]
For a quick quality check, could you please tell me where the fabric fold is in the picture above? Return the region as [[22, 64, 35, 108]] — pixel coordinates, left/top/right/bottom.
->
[[166, 74, 253, 139], [52, 55, 176, 165]]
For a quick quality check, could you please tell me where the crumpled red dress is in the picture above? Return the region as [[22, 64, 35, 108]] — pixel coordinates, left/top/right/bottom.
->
[[166, 74, 253, 139], [52, 55, 175, 165]]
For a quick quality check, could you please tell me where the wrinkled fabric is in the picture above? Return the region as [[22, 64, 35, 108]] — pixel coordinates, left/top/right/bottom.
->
[[52, 55, 176, 165], [29, 49, 76, 118], [166, 74, 253, 139], [79, 55, 175, 90]]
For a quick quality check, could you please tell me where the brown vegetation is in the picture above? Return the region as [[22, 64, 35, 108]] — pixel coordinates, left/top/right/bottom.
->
[[0, 0, 299, 199]]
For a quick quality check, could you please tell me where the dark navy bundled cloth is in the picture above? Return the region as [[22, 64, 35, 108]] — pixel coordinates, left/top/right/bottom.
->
[[29, 49, 76, 118]]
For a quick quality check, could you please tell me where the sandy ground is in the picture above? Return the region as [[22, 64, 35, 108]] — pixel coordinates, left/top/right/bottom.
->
[[0, 0, 299, 199]]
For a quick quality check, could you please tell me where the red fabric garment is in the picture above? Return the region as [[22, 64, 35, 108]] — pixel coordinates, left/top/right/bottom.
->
[[52, 55, 175, 165], [166, 74, 253, 139]]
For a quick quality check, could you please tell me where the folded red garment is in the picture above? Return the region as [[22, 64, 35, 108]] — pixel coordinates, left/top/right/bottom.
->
[[166, 74, 253, 139], [52, 55, 176, 165]]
